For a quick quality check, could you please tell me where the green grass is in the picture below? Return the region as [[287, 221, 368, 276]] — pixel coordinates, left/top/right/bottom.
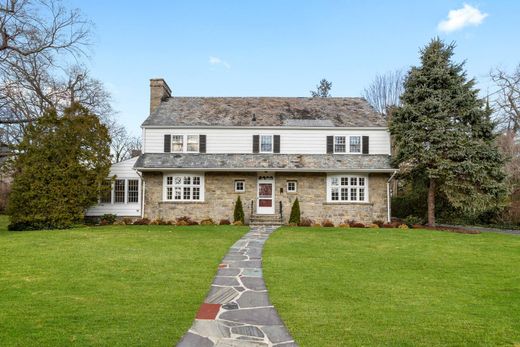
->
[[0, 216, 246, 346], [263, 227, 520, 347]]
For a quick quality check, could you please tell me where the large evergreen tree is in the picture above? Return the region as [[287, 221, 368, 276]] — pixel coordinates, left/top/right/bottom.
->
[[390, 38, 506, 226], [7, 103, 112, 230]]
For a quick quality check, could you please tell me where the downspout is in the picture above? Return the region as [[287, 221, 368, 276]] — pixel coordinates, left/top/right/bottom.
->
[[387, 170, 398, 223], [136, 170, 145, 218]]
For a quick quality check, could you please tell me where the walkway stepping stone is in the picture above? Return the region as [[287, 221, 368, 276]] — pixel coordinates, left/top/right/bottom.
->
[[177, 225, 297, 346]]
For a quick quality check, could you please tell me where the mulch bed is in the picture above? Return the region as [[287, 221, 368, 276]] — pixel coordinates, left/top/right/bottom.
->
[[412, 225, 481, 234]]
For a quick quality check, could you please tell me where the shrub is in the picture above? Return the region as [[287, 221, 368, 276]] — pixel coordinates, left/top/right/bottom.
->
[[133, 218, 151, 225], [351, 222, 366, 228], [322, 219, 334, 227], [287, 222, 298, 227], [298, 217, 313, 227], [339, 223, 350, 228], [403, 215, 424, 227], [219, 219, 231, 225], [233, 196, 245, 224], [100, 214, 117, 225], [367, 223, 380, 228], [122, 218, 133, 225], [311, 223, 322, 227], [200, 218, 215, 225], [176, 216, 198, 226], [150, 219, 171, 225], [113, 219, 126, 225], [382, 222, 400, 228], [289, 198, 301, 225], [398, 224, 409, 229], [372, 220, 385, 227], [233, 220, 243, 226]]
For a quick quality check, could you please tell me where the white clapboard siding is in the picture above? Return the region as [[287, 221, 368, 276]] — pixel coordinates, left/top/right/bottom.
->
[[86, 157, 142, 217], [143, 128, 391, 155]]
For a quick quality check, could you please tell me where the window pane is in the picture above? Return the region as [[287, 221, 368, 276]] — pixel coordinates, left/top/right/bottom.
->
[[341, 177, 348, 186], [193, 187, 200, 200], [359, 188, 365, 201], [167, 176, 173, 185], [359, 177, 365, 186], [260, 135, 273, 152], [183, 176, 191, 185], [334, 136, 346, 153], [350, 136, 361, 153], [183, 187, 191, 200], [174, 177, 181, 185], [174, 187, 181, 200], [287, 181, 296, 192], [187, 135, 199, 152], [350, 177, 358, 186], [167, 187, 173, 200], [331, 177, 339, 186], [114, 179, 125, 203], [128, 179, 139, 203], [100, 180, 112, 203], [172, 135, 183, 152], [351, 188, 357, 201], [341, 188, 348, 201], [331, 187, 339, 201], [193, 176, 200, 185]]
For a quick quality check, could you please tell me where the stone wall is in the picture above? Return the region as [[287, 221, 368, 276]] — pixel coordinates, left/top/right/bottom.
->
[[143, 171, 389, 225]]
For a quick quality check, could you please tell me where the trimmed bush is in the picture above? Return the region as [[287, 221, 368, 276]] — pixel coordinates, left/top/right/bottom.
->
[[176, 216, 198, 225], [322, 220, 334, 227], [372, 220, 385, 227], [233, 220, 243, 226], [133, 218, 151, 225], [100, 214, 117, 225], [200, 218, 215, 225], [289, 198, 301, 225], [403, 215, 424, 227], [233, 196, 245, 224], [219, 219, 231, 225], [351, 222, 366, 228], [298, 217, 313, 227]]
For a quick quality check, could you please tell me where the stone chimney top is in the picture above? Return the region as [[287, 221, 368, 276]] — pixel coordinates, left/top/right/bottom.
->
[[149, 78, 172, 114]]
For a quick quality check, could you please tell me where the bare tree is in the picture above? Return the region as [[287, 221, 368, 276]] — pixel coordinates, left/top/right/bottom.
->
[[362, 70, 404, 118], [490, 64, 520, 134], [310, 78, 332, 98], [109, 120, 142, 163]]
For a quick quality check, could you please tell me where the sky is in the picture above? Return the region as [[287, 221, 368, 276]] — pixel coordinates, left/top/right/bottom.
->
[[67, 0, 520, 136]]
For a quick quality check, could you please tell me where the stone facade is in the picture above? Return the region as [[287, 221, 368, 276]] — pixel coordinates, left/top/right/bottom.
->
[[143, 171, 389, 225]]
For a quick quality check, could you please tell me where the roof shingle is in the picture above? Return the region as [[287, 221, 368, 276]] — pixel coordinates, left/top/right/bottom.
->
[[142, 97, 386, 127]]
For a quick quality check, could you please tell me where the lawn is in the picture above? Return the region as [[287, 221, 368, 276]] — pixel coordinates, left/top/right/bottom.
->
[[263, 227, 520, 347], [0, 216, 247, 346]]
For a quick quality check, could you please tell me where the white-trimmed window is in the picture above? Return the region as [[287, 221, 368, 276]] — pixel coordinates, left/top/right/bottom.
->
[[164, 174, 204, 201], [187, 135, 199, 152], [350, 136, 361, 153], [327, 174, 368, 202], [287, 180, 297, 193], [334, 136, 346, 153], [234, 180, 245, 193], [100, 179, 140, 204], [172, 135, 184, 152], [260, 135, 273, 153]]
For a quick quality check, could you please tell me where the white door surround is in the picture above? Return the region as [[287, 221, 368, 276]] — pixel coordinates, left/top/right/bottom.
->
[[256, 174, 275, 214]]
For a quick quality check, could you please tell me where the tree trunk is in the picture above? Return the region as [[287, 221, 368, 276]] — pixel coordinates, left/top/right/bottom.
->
[[428, 178, 436, 226]]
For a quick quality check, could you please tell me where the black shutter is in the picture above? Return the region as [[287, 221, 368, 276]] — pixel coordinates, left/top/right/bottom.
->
[[253, 135, 259, 153], [199, 135, 206, 153], [326, 136, 334, 154], [164, 134, 171, 153], [273, 135, 280, 153], [362, 136, 369, 154]]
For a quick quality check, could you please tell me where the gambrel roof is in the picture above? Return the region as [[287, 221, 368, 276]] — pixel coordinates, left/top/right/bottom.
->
[[141, 97, 386, 128], [134, 153, 393, 172]]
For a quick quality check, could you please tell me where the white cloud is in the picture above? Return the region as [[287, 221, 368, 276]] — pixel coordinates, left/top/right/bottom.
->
[[438, 4, 488, 33], [209, 56, 231, 69]]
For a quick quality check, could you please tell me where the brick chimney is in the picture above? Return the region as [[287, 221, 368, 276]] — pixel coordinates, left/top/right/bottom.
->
[[149, 78, 172, 114]]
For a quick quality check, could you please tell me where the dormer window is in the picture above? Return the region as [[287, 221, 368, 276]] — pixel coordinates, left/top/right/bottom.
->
[[349, 136, 361, 153], [187, 135, 199, 152], [334, 136, 346, 153], [260, 135, 273, 153], [333, 135, 363, 154], [168, 135, 202, 153], [172, 135, 183, 152]]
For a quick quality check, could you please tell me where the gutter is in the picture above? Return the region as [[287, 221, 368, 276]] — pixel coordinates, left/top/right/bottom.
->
[[133, 167, 397, 173], [386, 170, 398, 222]]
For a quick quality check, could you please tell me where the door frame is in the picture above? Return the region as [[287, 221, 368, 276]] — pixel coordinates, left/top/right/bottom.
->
[[256, 174, 275, 214]]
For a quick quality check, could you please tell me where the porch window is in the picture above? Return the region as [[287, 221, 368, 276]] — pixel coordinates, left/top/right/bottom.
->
[[114, 179, 125, 203], [260, 135, 273, 153], [164, 174, 204, 201], [100, 180, 112, 203], [99, 178, 139, 204], [127, 179, 139, 203], [327, 174, 368, 202]]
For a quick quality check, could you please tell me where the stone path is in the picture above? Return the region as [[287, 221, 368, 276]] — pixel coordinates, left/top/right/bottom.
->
[[177, 225, 297, 347]]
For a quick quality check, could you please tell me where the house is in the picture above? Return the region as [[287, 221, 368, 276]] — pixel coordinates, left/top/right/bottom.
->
[[87, 78, 397, 224]]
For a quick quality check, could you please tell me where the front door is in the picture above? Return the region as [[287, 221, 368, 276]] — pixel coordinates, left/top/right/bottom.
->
[[257, 176, 275, 214]]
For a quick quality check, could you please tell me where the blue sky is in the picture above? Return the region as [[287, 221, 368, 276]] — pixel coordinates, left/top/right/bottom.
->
[[68, 1, 520, 136]]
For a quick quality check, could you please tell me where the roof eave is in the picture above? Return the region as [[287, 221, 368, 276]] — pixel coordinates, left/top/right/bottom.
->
[[134, 167, 398, 173], [140, 125, 389, 130]]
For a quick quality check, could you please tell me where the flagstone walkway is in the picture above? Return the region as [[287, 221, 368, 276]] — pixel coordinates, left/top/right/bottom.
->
[[177, 225, 297, 347]]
